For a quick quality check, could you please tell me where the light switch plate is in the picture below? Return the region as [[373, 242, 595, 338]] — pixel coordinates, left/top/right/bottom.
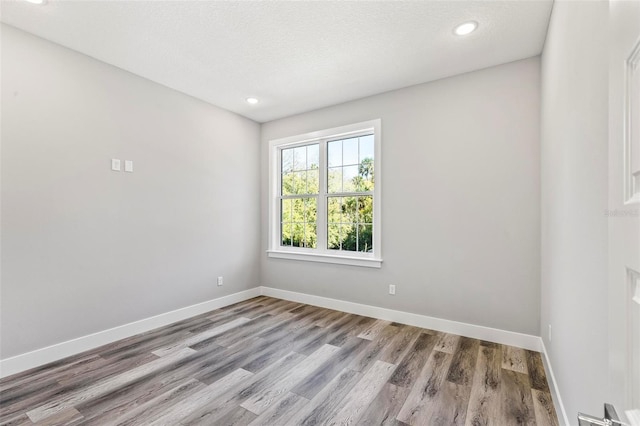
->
[[111, 159, 121, 171], [124, 160, 134, 173]]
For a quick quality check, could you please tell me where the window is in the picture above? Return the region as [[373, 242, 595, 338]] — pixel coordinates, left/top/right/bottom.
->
[[268, 119, 382, 268]]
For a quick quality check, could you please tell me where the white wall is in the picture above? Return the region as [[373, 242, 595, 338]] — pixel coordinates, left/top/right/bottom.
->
[[540, 0, 609, 419], [261, 57, 542, 336], [0, 25, 261, 359]]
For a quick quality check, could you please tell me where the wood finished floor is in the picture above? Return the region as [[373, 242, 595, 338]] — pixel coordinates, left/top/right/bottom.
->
[[0, 296, 559, 426]]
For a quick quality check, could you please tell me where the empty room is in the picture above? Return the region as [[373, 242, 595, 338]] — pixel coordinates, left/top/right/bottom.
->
[[1, 0, 639, 425]]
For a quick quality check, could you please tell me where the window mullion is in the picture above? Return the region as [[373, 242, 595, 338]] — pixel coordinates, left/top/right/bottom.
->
[[330, 191, 373, 198], [317, 139, 328, 252], [275, 147, 283, 249]]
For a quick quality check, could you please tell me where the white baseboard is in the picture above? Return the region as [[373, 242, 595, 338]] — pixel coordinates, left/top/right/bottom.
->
[[0, 288, 260, 379], [259, 286, 542, 351], [540, 340, 570, 426]]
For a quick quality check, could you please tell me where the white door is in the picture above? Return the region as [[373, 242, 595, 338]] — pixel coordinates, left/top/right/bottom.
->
[[609, 0, 640, 424]]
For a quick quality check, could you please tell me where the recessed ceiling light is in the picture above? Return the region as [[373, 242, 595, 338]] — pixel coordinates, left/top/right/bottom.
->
[[246, 97, 259, 105], [454, 21, 478, 36], [23, 0, 47, 4]]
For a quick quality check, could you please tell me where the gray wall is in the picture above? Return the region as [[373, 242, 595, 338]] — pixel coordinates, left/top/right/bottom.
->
[[0, 25, 261, 359], [261, 57, 542, 336], [540, 0, 609, 418]]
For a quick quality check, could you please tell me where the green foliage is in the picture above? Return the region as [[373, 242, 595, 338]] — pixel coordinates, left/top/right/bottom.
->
[[282, 167, 319, 196], [328, 195, 373, 252], [281, 197, 317, 248], [282, 156, 374, 252]]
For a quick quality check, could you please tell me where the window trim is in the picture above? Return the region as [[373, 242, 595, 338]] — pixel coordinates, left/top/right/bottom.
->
[[267, 119, 382, 268]]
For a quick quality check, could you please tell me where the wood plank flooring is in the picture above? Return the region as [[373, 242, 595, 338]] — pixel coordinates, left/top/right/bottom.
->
[[0, 296, 559, 425]]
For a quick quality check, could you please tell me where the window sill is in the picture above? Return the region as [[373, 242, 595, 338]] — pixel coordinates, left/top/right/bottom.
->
[[266, 250, 383, 268]]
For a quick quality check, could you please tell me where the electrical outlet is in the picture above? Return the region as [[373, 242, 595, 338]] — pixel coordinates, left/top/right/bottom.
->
[[217, 276, 223, 286], [548, 324, 552, 342], [389, 284, 396, 295]]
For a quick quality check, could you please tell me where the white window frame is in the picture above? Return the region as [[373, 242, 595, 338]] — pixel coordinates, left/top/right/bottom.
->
[[267, 119, 382, 268]]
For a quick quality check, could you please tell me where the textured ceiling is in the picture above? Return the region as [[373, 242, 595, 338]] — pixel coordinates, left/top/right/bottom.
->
[[0, 0, 553, 123]]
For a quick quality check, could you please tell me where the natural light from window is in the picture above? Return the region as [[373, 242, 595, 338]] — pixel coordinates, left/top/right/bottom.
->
[[268, 120, 382, 268]]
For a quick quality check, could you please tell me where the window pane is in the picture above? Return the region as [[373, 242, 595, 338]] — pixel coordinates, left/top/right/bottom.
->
[[293, 146, 306, 171], [282, 172, 295, 196], [328, 223, 341, 250], [359, 135, 374, 163], [358, 158, 374, 191], [342, 197, 357, 252], [307, 169, 319, 194], [328, 196, 342, 224], [343, 196, 357, 222], [293, 171, 306, 194], [304, 223, 317, 248], [281, 223, 292, 246], [307, 144, 319, 169], [328, 140, 342, 167], [342, 165, 358, 192], [305, 198, 317, 223], [281, 199, 292, 223], [285, 170, 318, 195], [328, 167, 342, 193], [358, 224, 373, 252], [340, 222, 357, 251], [292, 198, 304, 222], [326, 196, 357, 252], [343, 137, 359, 166], [357, 195, 373, 223], [282, 148, 294, 173], [281, 197, 317, 248], [292, 223, 304, 247]]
